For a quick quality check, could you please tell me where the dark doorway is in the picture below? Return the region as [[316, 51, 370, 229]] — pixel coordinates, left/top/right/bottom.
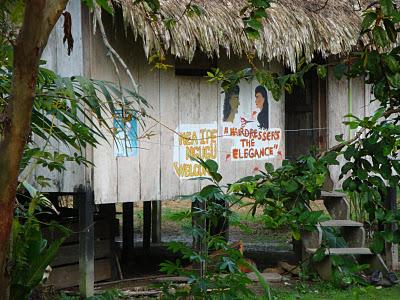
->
[[285, 71, 327, 161]]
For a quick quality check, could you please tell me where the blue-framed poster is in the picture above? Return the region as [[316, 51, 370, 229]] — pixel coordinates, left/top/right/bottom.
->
[[113, 109, 138, 157]]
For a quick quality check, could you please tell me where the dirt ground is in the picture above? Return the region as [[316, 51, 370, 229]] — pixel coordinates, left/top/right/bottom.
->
[[115, 200, 297, 278]]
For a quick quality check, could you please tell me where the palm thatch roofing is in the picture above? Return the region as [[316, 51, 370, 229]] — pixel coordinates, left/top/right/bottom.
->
[[117, 0, 368, 70]]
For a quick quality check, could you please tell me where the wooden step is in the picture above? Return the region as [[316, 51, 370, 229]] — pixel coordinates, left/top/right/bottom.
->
[[319, 220, 363, 227], [320, 191, 346, 198], [306, 247, 372, 255], [308, 249, 389, 281], [307, 248, 372, 255], [319, 192, 349, 220]]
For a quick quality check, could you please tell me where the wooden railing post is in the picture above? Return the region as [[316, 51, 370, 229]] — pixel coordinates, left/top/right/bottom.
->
[[78, 185, 94, 297]]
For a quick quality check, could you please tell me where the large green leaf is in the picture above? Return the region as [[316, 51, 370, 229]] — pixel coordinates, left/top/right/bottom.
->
[[373, 26, 389, 48]]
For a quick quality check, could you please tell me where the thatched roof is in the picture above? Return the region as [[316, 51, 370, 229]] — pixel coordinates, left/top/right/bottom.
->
[[118, 0, 367, 70]]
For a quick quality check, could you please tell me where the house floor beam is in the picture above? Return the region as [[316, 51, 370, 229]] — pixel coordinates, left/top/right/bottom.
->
[[122, 202, 134, 258], [78, 186, 94, 298], [143, 201, 152, 249], [151, 200, 161, 243]]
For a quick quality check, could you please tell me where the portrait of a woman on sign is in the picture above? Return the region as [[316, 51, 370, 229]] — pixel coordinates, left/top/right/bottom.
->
[[222, 85, 240, 122], [254, 85, 269, 130]]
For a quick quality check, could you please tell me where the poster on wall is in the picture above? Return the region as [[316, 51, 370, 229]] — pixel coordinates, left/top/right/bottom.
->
[[221, 84, 282, 161], [173, 123, 219, 179], [113, 109, 138, 157]]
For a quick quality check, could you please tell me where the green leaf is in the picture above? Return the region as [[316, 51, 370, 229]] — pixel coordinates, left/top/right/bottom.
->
[[370, 236, 384, 253], [380, 0, 394, 16], [246, 19, 263, 30], [322, 151, 338, 165], [372, 107, 386, 122], [356, 168, 368, 180], [209, 171, 223, 183], [383, 230, 394, 242], [253, 8, 268, 19], [163, 18, 176, 29], [361, 11, 377, 30], [204, 159, 218, 173], [244, 27, 260, 40], [383, 19, 397, 43], [387, 72, 400, 88], [312, 247, 326, 262], [383, 54, 400, 73], [199, 185, 219, 198], [284, 179, 299, 193], [335, 134, 344, 142], [316, 65, 327, 79], [344, 145, 357, 160], [341, 162, 354, 174], [140, 0, 160, 12], [373, 80, 387, 100], [82, 0, 94, 9], [95, 0, 114, 14], [292, 229, 301, 240], [343, 177, 357, 192], [188, 4, 203, 16], [264, 162, 274, 173], [333, 64, 347, 80], [373, 26, 389, 48], [250, 0, 271, 9]]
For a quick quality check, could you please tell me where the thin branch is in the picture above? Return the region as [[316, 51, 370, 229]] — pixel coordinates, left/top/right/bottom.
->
[[308, 0, 329, 13], [318, 107, 400, 158], [94, 6, 139, 93], [366, 1, 380, 10], [175, 0, 194, 23]]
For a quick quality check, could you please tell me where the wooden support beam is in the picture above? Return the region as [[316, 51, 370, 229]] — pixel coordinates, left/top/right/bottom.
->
[[100, 203, 119, 280], [385, 187, 399, 271], [191, 199, 207, 276], [143, 201, 151, 249], [122, 202, 134, 256], [78, 185, 94, 298], [151, 201, 161, 243]]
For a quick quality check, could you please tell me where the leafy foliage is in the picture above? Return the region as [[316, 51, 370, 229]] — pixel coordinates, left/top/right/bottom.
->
[[159, 159, 271, 299], [58, 289, 125, 300], [1, 44, 148, 179], [10, 182, 71, 300], [206, 0, 400, 259], [241, 0, 271, 40], [229, 155, 332, 239], [0, 2, 149, 297]]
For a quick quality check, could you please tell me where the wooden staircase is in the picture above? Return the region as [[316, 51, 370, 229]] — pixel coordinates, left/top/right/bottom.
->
[[301, 191, 389, 280]]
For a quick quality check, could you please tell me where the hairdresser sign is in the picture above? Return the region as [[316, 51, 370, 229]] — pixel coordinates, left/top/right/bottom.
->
[[223, 122, 282, 161], [221, 84, 282, 161]]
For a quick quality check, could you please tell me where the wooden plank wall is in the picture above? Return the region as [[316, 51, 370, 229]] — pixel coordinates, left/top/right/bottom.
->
[[87, 21, 287, 203], [44, 215, 116, 289], [29, 0, 85, 193], [327, 69, 370, 189], [36, 5, 371, 200]]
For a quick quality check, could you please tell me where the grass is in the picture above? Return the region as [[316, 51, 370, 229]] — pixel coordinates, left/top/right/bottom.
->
[[55, 282, 400, 300], [271, 281, 400, 300], [162, 207, 265, 224]]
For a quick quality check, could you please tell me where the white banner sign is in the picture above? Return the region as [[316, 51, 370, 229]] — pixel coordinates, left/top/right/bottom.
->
[[173, 123, 219, 179], [222, 121, 282, 161]]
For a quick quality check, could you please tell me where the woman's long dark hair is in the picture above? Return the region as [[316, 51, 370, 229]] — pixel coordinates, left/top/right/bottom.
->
[[255, 85, 269, 130], [223, 85, 240, 121]]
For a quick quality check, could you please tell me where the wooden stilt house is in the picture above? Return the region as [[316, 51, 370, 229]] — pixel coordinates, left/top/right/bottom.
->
[[33, 0, 381, 289]]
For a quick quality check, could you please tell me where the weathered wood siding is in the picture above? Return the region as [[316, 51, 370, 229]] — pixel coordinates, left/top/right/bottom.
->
[[86, 13, 286, 203], [34, 4, 374, 201], [327, 70, 369, 189], [28, 0, 85, 193]]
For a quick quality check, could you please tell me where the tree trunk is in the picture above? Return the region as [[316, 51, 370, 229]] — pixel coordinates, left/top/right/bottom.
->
[[0, 1, 68, 298]]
